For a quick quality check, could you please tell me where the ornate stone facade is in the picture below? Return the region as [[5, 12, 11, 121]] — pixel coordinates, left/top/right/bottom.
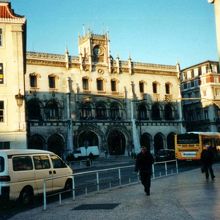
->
[[25, 32, 184, 157]]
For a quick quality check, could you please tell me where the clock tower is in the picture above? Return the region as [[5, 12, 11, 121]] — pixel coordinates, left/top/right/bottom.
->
[[208, 0, 220, 67], [78, 31, 110, 69]]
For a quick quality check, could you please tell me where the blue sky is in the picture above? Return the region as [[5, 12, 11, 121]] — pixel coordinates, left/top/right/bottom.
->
[[10, 0, 217, 68]]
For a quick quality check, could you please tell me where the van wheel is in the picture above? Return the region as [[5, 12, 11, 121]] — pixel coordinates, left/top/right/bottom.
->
[[19, 187, 34, 206], [64, 179, 73, 192]]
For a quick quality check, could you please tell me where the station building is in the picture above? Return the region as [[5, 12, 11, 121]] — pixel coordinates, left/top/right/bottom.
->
[[0, 1, 184, 157]]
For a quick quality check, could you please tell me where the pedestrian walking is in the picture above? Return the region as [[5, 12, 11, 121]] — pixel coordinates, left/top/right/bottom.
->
[[201, 145, 215, 180], [135, 146, 154, 196]]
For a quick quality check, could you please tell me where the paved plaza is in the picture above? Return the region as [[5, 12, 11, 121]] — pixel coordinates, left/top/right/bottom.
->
[[9, 163, 220, 220]]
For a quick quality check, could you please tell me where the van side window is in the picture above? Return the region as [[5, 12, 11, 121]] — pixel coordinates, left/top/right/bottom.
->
[[50, 155, 67, 168], [33, 155, 50, 169], [13, 156, 33, 171]]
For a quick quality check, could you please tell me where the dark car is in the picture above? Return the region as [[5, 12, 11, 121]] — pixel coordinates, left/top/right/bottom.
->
[[155, 149, 175, 161]]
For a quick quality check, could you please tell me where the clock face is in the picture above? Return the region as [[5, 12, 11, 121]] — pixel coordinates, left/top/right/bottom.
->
[[93, 45, 103, 56], [208, 0, 214, 3]]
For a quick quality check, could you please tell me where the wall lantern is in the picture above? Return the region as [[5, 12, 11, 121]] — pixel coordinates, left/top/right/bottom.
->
[[15, 90, 24, 107]]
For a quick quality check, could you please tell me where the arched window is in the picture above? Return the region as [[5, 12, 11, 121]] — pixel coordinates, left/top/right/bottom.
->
[[96, 102, 107, 119], [27, 99, 42, 120], [164, 104, 173, 120], [45, 99, 60, 120], [138, 104, 148, 120], [28, 134, 45, 150], [80, 102, 92, 119], [151, 103, 161, 120], [110, 102, 120, 120]]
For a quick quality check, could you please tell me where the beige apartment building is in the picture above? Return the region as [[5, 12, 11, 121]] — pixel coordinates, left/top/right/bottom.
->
[[181, 60, 220, 131], [0, 1, 184, 157], [0, 1, 27, 149]]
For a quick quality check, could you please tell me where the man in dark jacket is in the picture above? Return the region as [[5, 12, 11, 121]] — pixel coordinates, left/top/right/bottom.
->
[[135, 146, 154, 196], [201, 145, 215, 180]]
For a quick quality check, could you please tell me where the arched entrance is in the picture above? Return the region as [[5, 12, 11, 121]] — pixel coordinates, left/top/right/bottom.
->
[[28, 134, 45, 150], [154, 133, 164, 153], [167, 132, 175, 150], [47, 134, 65, 157], [140, 133, 151, 151], [78, 131, 99, 147], [107, 130, 126, 155]]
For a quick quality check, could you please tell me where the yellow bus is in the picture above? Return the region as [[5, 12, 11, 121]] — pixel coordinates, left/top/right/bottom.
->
[[175, 132, 220, 160]]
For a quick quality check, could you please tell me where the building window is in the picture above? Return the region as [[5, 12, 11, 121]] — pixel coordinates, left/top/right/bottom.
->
[[111, 80, 117, 92], [183, 83, 187, 89], [202, 66, 207, 74], [80, 102, 92, 119], [138, 104, 148, 120], [0, 101, 4, 122], [198, 67, 202, 75], [96, 102, 107, 119], [97, 79, 103, 91], [82, 78, 89, 90], [45, 100, 60, 120], [110, 102, 120, 120], [27, 99, 42, 120], [165, 83, 170, 94], [0, 142, 10, 149], [191, 70, 194, 78], [216, 89, 220, 96], [164, 104, 173, 120], [48, 75, 56, 89], [211, 64, 218, 73], [30, 75, 37, 88], [151, 103, 161, 120], [0, 29, 2, 46], [139, 82, 144, 93], [152, 82, 158, 94], [0, 63, 3, 84]]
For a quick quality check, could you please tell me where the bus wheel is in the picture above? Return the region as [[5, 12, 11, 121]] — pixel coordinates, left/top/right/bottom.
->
[[19, 187, 34, 206]]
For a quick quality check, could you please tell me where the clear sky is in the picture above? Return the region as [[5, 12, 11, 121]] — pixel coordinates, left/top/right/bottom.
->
[[10, 0, 218, 68]]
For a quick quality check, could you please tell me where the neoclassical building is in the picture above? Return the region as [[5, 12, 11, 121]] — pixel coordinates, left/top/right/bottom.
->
[[0, 1, 184, 157]]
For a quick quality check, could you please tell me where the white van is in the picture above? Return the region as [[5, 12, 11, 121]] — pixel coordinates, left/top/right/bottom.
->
[[73, 146, 100, 159], [0, 149, 73, 205]]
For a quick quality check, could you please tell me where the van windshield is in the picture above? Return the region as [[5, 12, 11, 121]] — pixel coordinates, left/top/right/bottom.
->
[[0, 157, 4, 172]]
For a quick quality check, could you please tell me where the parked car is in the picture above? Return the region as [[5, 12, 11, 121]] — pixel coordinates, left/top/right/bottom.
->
[[0, 149, 73, 205], [155, 149, 175, 161]]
